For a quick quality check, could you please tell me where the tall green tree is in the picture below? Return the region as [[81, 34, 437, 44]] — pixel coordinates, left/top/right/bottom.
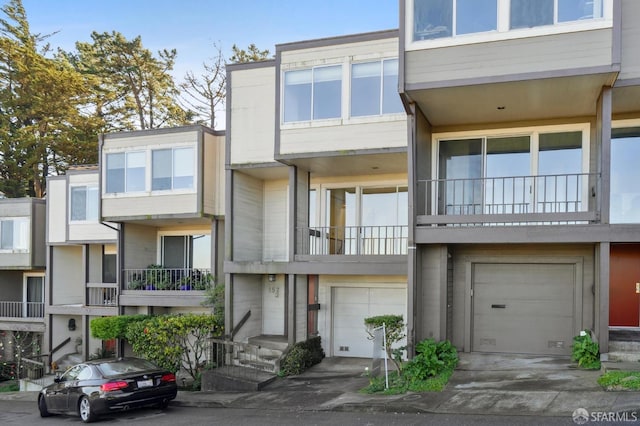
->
[[70, 31, 189, 130], [0, 0, 100, 197], [229, 43, 271, 63]]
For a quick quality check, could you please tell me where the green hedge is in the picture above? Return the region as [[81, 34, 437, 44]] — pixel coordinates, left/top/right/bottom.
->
[[279, 336, 325, 376], [90, 315, 150, 340]]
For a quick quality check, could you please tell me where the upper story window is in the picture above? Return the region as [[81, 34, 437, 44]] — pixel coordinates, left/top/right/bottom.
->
[[106, 152, 145, 194], [611, 127, 640, 224], [152, 147, 195, 191], [0, 217, 29, 252], [413, 0, 605, 41], [284, 65, 342, 123], [70, 185, 99, 222], [351, 59, 404, 117]]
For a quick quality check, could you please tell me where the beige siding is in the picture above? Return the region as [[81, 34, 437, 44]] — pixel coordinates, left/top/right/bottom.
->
[[51, 246, 84, 305], [280, 38, 398, 66], [263, 180, 288, 262], [417, 245, 447, 341], [32, 202, 46, 267], [203, 132, 225, 216], [232, 173, 264, 261], [449, 244, 594, 352], [230, 67, 276, 165], [102, 193, 198, 219], [68, 223, 117, 242], [87, 244, 103, 283], [103, 130, 199, 150], [47, 179, 67, 243], [406, 29, 613, 86], [280, 119, 407, 154], [231, 274, 263, 342], [122, 223, 157, 269], [619, 0, 640, 80]]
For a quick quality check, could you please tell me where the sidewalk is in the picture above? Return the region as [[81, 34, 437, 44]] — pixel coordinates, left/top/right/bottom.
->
[[2, 354, 638, 418]]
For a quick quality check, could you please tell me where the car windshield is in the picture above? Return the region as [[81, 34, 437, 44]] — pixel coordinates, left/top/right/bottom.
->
[[96, 358, 159, 377]]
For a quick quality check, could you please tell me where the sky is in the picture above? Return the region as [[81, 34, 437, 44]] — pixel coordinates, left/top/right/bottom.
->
[[16, 0, 399, 81]]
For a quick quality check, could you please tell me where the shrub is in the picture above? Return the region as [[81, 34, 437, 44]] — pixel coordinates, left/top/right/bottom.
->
[[572, 330, 601, 370], [279, 336, 325, 376], [403, 338, 458, 383], [364, 314, 405, 373], [90, 315, 149, 340]]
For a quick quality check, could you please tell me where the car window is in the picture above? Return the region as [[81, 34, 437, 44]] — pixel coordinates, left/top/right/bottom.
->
[[97, 358, 159, 377], [76, 366, 93, 381], [63, 365, 83, 381]]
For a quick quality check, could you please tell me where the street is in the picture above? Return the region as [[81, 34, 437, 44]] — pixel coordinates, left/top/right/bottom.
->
[[0, 399, 595, 426]]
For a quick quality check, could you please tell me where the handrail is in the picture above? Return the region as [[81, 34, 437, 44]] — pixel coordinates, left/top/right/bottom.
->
[[229, 310, 251, 340], [50, 337, 71, 359]]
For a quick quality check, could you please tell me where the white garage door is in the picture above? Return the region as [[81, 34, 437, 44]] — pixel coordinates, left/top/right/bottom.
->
[[333, 287, 406, 358], [473, 263, 576, 356]]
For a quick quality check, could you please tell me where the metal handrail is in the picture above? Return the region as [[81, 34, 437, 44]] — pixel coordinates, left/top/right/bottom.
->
[[123, 267, 213, 291], [297, 225, 408, 256], [0, 301, 45, 318]]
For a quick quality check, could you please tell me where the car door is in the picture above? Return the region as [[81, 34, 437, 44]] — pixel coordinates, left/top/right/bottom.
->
[[57, 365, 85, 412], [46, 365, 82, 411], [64, 365, 94, 413]]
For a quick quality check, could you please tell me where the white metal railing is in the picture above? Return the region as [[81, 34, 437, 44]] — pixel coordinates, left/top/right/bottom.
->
[[298, 225, 408, 256], [417, 173, 599, 225], [0, 301, 44, 318], [87, 283, 118, 306], [123, 268, 213, 291]]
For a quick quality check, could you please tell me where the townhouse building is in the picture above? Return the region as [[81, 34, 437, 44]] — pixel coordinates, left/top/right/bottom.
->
[[225, 30, 409, 359], [401, 0, 638, 358], [0, 198, 46, 365], [46, 166, 118, 367]]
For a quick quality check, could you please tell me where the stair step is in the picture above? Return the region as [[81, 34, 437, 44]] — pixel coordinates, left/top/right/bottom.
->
[[607, 351, 640, 362], [248, 336, 289, 352], [609, 340, 640, 352], [237, 359, 276, 373]]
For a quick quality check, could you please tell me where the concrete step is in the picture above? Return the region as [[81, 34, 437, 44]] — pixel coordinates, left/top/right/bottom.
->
[[602, 360, 640, 373], [609, 340, 640, 352], [607, 351, 640, 362], [248, 335, 289, 352]]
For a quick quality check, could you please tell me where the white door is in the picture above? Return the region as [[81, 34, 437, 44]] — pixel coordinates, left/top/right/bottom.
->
[[332, 287, 406, 358], [262, 278, 285, 335]]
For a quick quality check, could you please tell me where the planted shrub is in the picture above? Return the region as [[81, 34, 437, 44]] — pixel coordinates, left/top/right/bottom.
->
[[403, 338, 458, 383], [279, 336, 325, 376], [90, 314, 150, 340], [572, 330, 601, 370], [364, 314, 405, 373]]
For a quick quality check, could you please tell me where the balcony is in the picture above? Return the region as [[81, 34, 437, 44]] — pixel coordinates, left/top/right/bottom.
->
[[297, 225, 408, 256], [417, 173, 599, 227], [0, 301, 44, 319], [87, 283, 118, 306], [123, 267, 213, 291]]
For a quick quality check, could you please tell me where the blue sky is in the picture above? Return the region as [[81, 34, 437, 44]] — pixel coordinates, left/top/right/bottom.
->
[[17, 0, 399, 78]]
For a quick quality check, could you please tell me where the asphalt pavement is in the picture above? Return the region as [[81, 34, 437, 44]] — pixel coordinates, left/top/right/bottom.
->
[[3, 353, 638, 421]]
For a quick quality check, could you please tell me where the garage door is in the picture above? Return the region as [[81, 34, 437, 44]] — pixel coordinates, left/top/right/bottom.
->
[[473, 263, 576, 356], [333, 287, 406, 358]]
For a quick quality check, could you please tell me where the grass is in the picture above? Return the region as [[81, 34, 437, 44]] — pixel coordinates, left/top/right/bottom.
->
[[0, 380, 19, 392], [598, 371, 640, 391], [360, 368, 454, 395]]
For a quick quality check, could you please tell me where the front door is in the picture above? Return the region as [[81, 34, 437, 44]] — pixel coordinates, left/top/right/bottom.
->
[[610, 244, 640, 327]]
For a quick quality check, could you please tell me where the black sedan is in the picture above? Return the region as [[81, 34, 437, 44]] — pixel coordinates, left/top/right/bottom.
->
[[38, 357, 177, 423]]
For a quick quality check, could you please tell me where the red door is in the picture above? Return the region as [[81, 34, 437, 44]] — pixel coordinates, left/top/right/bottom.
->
[[610, 244, 640, 327]]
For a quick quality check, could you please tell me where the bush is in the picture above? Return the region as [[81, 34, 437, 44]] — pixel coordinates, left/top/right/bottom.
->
[[279, 336, 325, 376], [364, 314, 405, 372], [403, 339, 458, 384], [572, 330, 601, 370], [90, 315, 150, 340]]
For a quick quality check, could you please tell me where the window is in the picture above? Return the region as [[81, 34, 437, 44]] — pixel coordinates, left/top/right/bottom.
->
[[152, 147, 194, 191], [413, 0, 604, 41], [351, 59, 403, 117], [161, 234, 211, 269], [283, 65, 342, 122], [437, 128, 586, 215], [611, 128, 640, 224], [105, 152, 145, 193], [70, 186, 98, 222], [0, 218, 29, 251], [413, 0, 497, 40]]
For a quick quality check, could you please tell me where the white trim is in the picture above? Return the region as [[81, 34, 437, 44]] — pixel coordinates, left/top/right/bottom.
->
[[612, 118, 640, 129]]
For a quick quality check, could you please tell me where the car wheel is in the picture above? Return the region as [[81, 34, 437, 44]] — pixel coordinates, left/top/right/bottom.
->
[[79, 396, 97, 423], [157, 399, 170, 410], [38, 396, 51, 417]]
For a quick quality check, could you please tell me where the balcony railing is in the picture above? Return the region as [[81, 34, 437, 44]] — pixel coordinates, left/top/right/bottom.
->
[[123, 267, 213, 291], [297, 225, 408, 256], [417, 173, 599, 226], [0, 301, 44, 318], [87, 283, 118, 306]]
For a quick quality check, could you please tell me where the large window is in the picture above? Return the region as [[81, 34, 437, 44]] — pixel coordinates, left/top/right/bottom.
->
[[70, 185, 98, 222], [413, 0, 604, 41], [0, 218, 29, 251], [611, 128, 640, 224], [437, 129, 586, 215], [161, 234, 211, 269], [351, 59, 403, 117], [105, 152, 145, 193], [152, 147, 194, 191], [283, 65, 342, 123]]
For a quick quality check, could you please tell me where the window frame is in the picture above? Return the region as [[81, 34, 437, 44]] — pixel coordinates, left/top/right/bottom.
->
[[0, 216, 30, 253], [104, 151, 146, 194], [406, 0, 613, 51], [151, 146, 195, 192], [69, 184, 99, 223], [282, 64, 343, 124], [610, 119, 640, 224], [350, 58, 404, 118]]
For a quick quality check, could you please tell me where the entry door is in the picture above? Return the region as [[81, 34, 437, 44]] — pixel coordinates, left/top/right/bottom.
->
[[610, 244, 640, 327], [262, 277, 285, 335]]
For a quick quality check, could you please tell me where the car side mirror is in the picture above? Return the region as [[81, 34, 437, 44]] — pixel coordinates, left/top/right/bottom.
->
[[54, 375, 63, 383]]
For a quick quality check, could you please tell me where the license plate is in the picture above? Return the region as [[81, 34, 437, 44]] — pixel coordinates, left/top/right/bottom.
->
[[137, 379, 153, 388]]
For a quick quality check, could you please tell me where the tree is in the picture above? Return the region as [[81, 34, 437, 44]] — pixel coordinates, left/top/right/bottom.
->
[[69, 31, 189, 131], [364, 314, 406, 374], [229, 43, 271, 63], [0, 0, 100, 197], [180, 44, 226, 129]]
